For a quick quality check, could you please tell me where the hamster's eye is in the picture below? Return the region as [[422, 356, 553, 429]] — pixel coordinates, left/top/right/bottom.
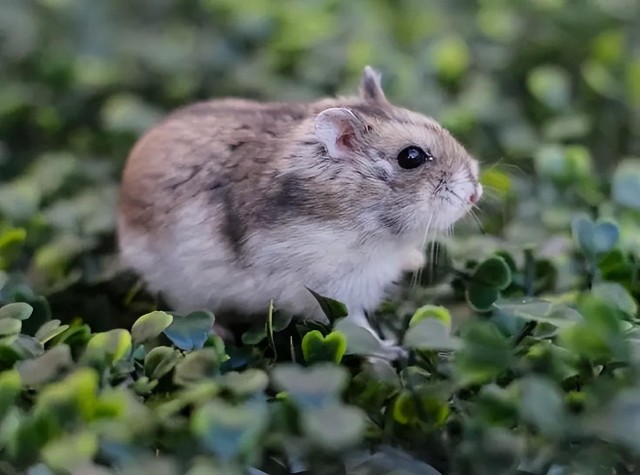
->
[[397, 146, 431, 169]]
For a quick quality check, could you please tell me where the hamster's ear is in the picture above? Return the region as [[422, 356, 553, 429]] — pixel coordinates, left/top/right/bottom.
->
[[359, 66, 387, 103], [315, 108, 362, 158]]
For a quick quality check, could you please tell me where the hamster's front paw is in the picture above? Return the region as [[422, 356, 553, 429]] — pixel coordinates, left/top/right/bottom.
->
[[401, 248, 426, 273], [378, 338, 409, 360]]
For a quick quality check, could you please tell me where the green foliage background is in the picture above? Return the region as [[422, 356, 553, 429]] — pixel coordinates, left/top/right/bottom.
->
[[1, 0, 640, 474]]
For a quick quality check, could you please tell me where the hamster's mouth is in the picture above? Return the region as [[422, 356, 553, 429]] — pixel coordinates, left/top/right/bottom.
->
[[429, 182, 482, 231]]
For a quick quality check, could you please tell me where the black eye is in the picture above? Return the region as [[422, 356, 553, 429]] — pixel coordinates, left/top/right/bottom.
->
[[397, 146, 431, 169]]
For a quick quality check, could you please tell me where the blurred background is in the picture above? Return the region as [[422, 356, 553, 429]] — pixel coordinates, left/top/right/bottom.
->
[[0, 0, 639, 329]]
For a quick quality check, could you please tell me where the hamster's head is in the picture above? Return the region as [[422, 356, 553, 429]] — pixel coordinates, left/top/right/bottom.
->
[[313, 66, 482, 242]]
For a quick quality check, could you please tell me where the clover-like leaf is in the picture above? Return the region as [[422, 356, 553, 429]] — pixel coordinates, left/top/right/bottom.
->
[[144, 346, 182, 380], [591, 282, 637, 317], [527, 66, 571, 110], [132, 310, 174, 346], [572, 215, 619, 257], [302, 330, 347, 364], [84, 329, 132, 366], [35, 320, 70, 344], [472, 256, 512, 290], [220, 369, 269, 396], [408, 305, 452, 331], [307, 288, 348, 322], [191, 399, 268, 461], [584, 388, 640, 453], [466, 282, 500, 312], [0, 334, 45, 364], [271, 363, 348, 410], [41, 430, 98, 472], [241, 325, 267, 345], [612, 158, 640, 210], [0, 370, 21, 418], [0, 302, 33, 320], [495, 299, 583, 329], [454, 321, 513, 385], [403, 319, 460, 351], [519, 376, 565, 437], [302, 404, 366, 450], [36, 368, 99, 423], [17, 344, 72, 387], [174, 348, 221, 386], [0, 227, 26, 269], [333, 318, 393, 358], [0, 318, 21, 336], [392, 390, 419, 424], [164, 310, 214, 351], [132, 376, 158, 396]]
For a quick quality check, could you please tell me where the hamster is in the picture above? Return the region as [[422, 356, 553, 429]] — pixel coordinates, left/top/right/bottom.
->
[[117, 66, 482, 358]]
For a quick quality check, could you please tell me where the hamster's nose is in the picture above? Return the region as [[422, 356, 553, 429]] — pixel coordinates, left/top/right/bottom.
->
[[469, 184, 482, 204]]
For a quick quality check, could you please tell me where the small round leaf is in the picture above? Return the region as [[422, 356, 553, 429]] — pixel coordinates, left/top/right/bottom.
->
[[473, 256, 512, 290], [131, 310, 174, 345], [0, 302, 33, 321], [466, 282, 500, 312]]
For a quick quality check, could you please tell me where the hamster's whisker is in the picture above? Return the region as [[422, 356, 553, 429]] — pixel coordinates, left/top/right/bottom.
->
[[486, 159, 527, 177], [468, 208, 487, 234], [413, 210, 434, 289]]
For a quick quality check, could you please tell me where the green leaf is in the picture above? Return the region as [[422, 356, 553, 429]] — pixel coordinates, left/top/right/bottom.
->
[[431, 35, 469, 80], [0, 302, 33, 320], [271, 363, 348, 410], [592, 282, 637, 316], [454, 321, 513, 385], [131, 310, 174, 346], [572, 215, 619, 257], [519, 377, 565, 437], [408, 305, 452, 330], [17, 345, 72, 387], [34, 320, 70, 344], [333, 318, 394, 358], [191, 399, 268, 461], [495, 299, 583, 328], [527, 65, 571, 109], [473, 256, 512, 289], [164, 310, 214, 351], [220, 369, 269, 396], [302, 330, 347, 364], [131, 376, 158, 396], [0, 318, 21, 336], [306, 288, 348, 321], [584, 388, 640, 453], [272, 310, 294, 332], [0, 334, 45, 363], [534, 144, 593, 183], [466, 282, 500, 312], [84, 329, 132, 366], [613, 159, 640, 209], [302, 404, 366, 450], [36, 368, 99, 424], [174, 348, 221, 386], [0, 370, 21, 418], [144, 346, 182, 380], [403, 319, 460, 351], [392, 390, 418, 424], [41, 431, 98, 472], [241, 325, 267, 345], [349, 446, 444, 474], [0, 227, 26, 269]]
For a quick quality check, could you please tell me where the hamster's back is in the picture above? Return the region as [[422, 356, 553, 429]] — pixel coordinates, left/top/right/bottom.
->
[[118, 98, 311, 234]]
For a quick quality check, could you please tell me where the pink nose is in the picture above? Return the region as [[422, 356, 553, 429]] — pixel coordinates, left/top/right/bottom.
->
[[469, 185, 482, 204]]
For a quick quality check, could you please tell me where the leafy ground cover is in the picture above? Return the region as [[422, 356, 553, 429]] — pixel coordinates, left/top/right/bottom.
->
[[1, 0, 640, 474]]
